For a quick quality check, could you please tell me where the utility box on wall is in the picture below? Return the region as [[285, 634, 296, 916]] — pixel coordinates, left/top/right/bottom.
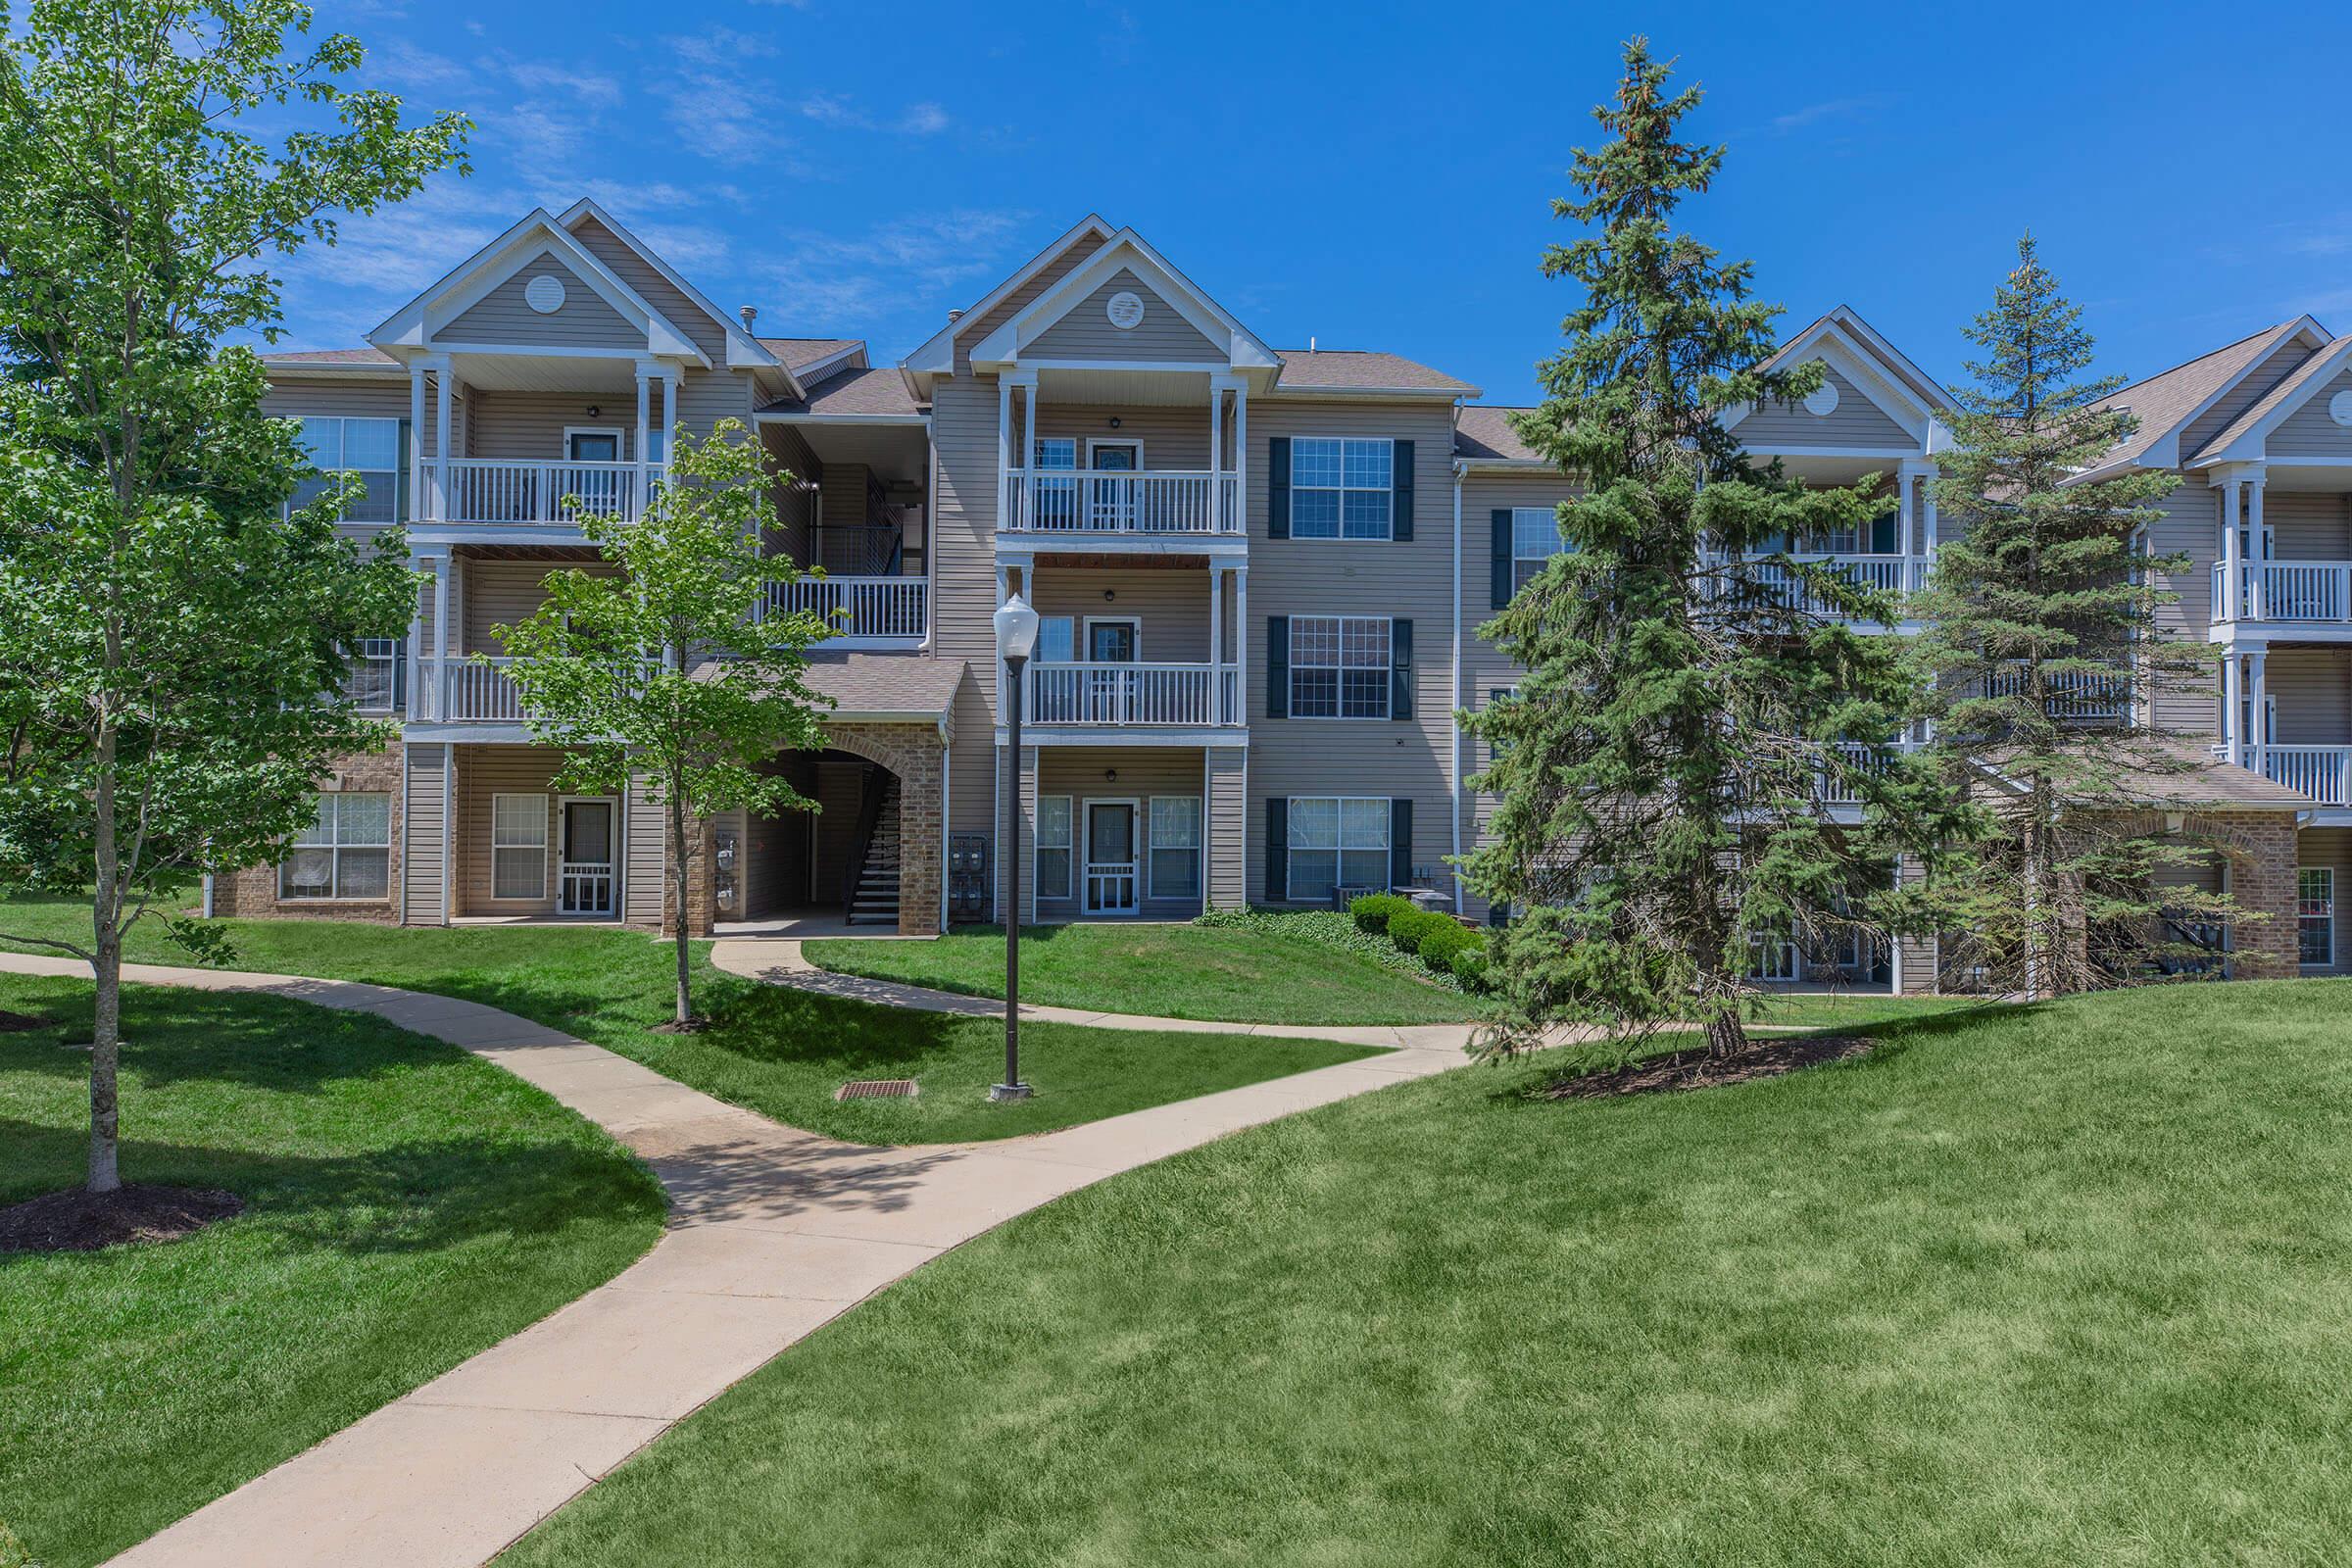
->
[[949, 834, 990, 924]]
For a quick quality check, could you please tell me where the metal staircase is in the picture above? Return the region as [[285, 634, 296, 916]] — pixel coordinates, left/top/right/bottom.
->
[[844, 769, 903, 927]]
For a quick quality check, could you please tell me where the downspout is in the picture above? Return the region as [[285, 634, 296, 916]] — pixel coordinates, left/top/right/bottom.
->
[[1449, 447, 1465, 914], [201, 872, 214, 919]]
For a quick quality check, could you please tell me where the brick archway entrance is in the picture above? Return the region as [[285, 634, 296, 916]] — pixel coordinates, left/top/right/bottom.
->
[[813, 721, 946, 936]]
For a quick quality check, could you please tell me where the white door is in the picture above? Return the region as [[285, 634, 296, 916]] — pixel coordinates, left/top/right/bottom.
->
[[559, 799, 616, 915], [1089, 440, 1141, 530], [1084, 801, 1138, 913]]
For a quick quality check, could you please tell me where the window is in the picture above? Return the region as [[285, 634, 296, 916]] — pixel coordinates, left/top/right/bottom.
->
[[491, 794, 550, 901], [1290, 615, 1392, 719], [1291, 437, 1393, 539], [278, 792, 390, 901], [1287, 797, 1389, 904], [1511, 507, 1569, 591], [290, 416, 400, 523], [2300, 867, 2334, 967], [1149, 796, 1201, 900], [1036, 796, 1073, 902], [1033, 438, 1077, 527], [342, 638, 400, 712], [1037, 616, 1075, 662]]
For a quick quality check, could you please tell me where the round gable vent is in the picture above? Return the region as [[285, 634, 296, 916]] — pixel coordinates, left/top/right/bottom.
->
[[2329, 389, 2352, 428], [524, 274, 566, 315], [1105, 290, 1145, 331], [1802, 378, 1840, 417]]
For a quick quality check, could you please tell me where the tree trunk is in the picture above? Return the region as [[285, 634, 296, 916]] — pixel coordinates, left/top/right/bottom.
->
[[2023, 774, 2054, 1001], [669, 786, 692, 1027], [1703, 1008, 1748, 1058], [88, 737, 122, 1194]]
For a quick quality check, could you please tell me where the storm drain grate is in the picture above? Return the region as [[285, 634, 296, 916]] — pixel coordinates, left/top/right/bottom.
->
[[834, 1079, 920, 1102]]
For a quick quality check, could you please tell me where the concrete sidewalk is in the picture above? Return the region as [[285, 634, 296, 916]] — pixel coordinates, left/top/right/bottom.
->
[[0, 953, 1471, 1568]]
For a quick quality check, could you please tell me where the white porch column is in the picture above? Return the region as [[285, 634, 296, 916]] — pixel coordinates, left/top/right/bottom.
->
[[1232, 383, 1249, 533], [407, 554, 431, 717], [430, 551, 452, 719], [407, 367, 425, 521], [2246, 473, 2268, 621], [1895, 466, 1916, 550], [1019, 375, 1037, 529], [1234, 565, 1250, 716], [660, 372, 678, 465], [1208, 563, 1226, 720], [2249, 648, 2270, 764], [2220, 477, 2244, 622], [432, 363, 453, 520], [2222, 649, 2244, 766], [633, 364, 652, 514], [997, 376, 1013, 527]]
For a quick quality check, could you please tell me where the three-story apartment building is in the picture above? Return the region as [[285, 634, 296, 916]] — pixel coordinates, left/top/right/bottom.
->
[[227, 202, 2335, 988]]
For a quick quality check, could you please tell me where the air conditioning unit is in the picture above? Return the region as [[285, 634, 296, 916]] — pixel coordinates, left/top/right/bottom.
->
[[1331, 885, 1385, 910]]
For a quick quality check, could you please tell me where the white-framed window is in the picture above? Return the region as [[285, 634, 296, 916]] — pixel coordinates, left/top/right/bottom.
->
[[278, 792, 391, 901], [1287, 796, 1389, 904], [1037, 615, 1075, 663], [2299, 866, 2334, 967], [1149, 796, 1201, 900], [1511, 507, 1569, 592], [1033, 437, 1077, 527], [1035, 795, 1073, 902], [491, 793, 550, 901], [1292, 437, 1393, 539], [1291, 615, 1392, 719], [290, 416, 400, 523], [342, 638, 400, 712]]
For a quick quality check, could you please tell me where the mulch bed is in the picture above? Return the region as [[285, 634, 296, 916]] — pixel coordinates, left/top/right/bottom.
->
[[0, 1184, 244, 1254], [0, 1009, 46, 1032], [1542, 1035, 1874, 1100]]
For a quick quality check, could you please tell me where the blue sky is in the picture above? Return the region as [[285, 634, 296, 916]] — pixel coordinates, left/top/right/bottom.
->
[[293, 0, 2352, 406]]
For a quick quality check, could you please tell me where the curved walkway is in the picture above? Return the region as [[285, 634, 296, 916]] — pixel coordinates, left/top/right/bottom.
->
[[710, 936, 1486, 1051], [0, 952, 1472, 1568]]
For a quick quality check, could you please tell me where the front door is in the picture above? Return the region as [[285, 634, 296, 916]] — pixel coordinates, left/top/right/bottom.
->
[[1084, 801, 1138, 913], [559, 799, 616, 915], [1089, 440, 1141, 529]]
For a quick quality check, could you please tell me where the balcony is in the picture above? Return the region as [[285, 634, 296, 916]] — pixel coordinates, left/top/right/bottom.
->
[[1738, 554, 1924, 618], [1026, 662, 1244, 730], [2252, 745, 2352, 807], [2212, 561, 2352, 626], [1816, 740, 1924, 807], [429, 460, 663, 528], [1981, 668, 2132, 722], [410, 657, 654, 723], [759, 576, 927, 646], [1004, 471, 1242, 540]]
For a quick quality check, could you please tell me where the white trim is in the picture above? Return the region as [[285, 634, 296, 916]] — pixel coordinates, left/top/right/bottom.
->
[[1145, 793, 1204, 904], [1723, 312, 1945, 451], [1085, 436, 1144, 468], [903, 214, 1116, 378], [966, 227, 1281, 372], [1286, 436, 1396, 542], [489, 791, 552, 902], [2192, 334, 2352, 466], [555, 197, 784, 376], [755, 411, 931, 428], [1080, 613, 1143, 661], [1033, 792, 1074, 904], [1286, 612, 1396, 720], [1079, 796, 1143, 914], [1449, 460, 1464, 914], [563, 425, 626, 462], [555, 794, 621, 917]]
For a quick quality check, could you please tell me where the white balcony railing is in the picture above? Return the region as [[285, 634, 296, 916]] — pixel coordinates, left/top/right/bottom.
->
[[1816, 740, 1924, 807], [760, 576, 927, 642], [1982, 667, 2133, 721], [2213, 561, 2352, 624], [1739, 554, 1924, 616], [1026, 662, 1243, 727], [2253, 745, 2352, 807], [415, 657, 655, 722], [1004, 470, 1242, 535], [436, 460, 662, 526]]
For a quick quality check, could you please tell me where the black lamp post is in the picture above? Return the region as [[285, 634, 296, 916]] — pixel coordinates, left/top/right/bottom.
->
[[990, 592, 1040, 1102]]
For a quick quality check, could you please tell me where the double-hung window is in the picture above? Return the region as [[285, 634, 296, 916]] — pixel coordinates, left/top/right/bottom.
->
[[1149, 796, 1201, 900], [2299, 867, 2334, 967], [290, 416, 401, 524], [1035, 796, 1073, 902], [1510, 507, 1569, 592], [342, 638, 400, 712], [1033, 437, 1077, 528], [1286, 797, 1390, 905], [491, 794, 550, 901], [1291, 438, 1393, 539], [278, 793, 390, 901], [1290, 615, 1392, 719]]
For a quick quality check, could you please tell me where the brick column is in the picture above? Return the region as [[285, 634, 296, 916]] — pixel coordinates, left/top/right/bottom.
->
[[2201, 809, 2302, 979]]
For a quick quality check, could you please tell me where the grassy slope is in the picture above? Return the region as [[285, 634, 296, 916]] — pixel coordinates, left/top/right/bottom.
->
[[504, 979, 2352, 1566], [0, 897, 1375, 1144], [0, 975, 665, 1568], [802, 922, 1479, 1025]]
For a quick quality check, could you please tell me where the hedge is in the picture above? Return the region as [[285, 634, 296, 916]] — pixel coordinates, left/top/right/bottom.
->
[[1384, 906, 1447, 955], [1349, 893, 1415, 936]]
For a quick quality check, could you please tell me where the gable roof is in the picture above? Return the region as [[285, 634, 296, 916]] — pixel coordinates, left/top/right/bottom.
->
[[2186, 332, 2352, 466], [1725, 305, 1946, 448], [1272, 350, 1478, 398], [1454, 406, 1544, 463], [259, 346, 401, 372], [902, 214, 1118, 382], [2079, 317, 2329, 478], [760, 337, 863, 375], [556, 198, 783, 377], [962, 225, 1281, 376], [758, 366, 926, 420]]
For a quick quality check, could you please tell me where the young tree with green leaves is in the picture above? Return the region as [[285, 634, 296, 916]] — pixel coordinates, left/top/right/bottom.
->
[[0, 0, 466, 1195], [1462, 37, 1956, 1060], [496, 419, 833, 1027], [1906, 236, 2219, 997]]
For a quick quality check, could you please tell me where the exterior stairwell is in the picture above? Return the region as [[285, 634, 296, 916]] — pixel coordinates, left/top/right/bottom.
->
[[845, 770, 903, 927]]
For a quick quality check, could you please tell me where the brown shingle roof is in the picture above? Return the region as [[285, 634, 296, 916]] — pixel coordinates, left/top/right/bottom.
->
[[1455, 405, 1544, 463], [691, 651, 965, 724], [759, 367, 925, 419], [2091, 321, 2307, 470], [2187, 337, 2352, 466], [1273, 350, 1477, 396], [757, 337, 862, 373], [1980, 738, 2316, 812], [261, 347, 398, 366]]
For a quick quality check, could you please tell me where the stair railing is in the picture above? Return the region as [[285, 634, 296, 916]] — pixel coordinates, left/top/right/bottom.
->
[[842, 766, 891, 922]]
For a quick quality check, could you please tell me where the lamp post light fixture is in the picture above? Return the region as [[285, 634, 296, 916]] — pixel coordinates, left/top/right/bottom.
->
[[990, 592, 1041, 1103]]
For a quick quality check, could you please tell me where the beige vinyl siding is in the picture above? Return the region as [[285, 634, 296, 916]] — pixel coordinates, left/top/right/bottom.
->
[[1734, 365, 1913, 452], [933, 374, 1006, 849], [453, 745, 628, 919], [2146, 481, 2222, 732], [569, 215, 728, 361], [1025, 270, 1225, 364], [1206, 746, 1246, 910], [624, 773, 664, 926], [402, 743, 447, 925], [1246, 396, 1459, 905], [460, 559, 620, 655], [1029, 564, 1212, 662], [2270, 368, 2352, 458], [956, 243, 1097, 374], [444, 250, 642, 349], [465, 391, 638, 463], [263, 378, 410, 421], [2298, 827, 2352, 973], [1031, 401, 1212, 470], [1033, 747, 1205, 920], [2179, 338, 2316, 460], [2266, 490, 2352, 559], [2267, 648, 2352, 745], [763, 423, 821, 563], [672, 367, 754, 441]]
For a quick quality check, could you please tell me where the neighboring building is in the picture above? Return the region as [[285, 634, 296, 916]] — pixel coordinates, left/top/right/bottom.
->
[[232, 203, 2338, 986]]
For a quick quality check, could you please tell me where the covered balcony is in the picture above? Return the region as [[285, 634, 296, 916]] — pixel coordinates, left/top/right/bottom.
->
[[995, 370, 1250, 556], [996, 559, 1248, 742]]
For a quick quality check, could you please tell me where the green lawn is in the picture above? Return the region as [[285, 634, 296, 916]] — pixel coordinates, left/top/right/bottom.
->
[[0, 975, 665, 1568], [0, 897, 1377, 1144], [802, 921, 1479, 1025], [1753, 990, 1985, 1030], [501, 979, 2352, 1566]]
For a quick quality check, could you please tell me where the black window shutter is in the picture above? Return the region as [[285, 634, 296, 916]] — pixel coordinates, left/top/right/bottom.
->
[[1390, 798, 1412, 889], [1268, 437, 1291, 539], [1491, 510, 1512, 610], [392, 645, 407, 711], [1265, 797, 1288, 903], [1390, 617, 1412, 719], [1392, 440, 1414, 540], [1486, 901, 1508, 929], [1266, 614, 1289, 718]]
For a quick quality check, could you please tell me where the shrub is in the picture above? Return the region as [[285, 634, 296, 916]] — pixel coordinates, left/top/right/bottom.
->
[[1449, 941, 1490, 990], [1385, 906, 1446, 955], [1418, 920, 1479, 972], [1193, 906, 1474, 994], [1350, 893, 1414, 935]]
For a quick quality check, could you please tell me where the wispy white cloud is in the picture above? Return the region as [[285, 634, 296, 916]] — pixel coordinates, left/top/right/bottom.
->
[[1752, 93, 1894, 137], [655, 28, 784, 162], [800, 93, 952, 136], [762, 210, 1032, 332], [801, 91, 870, 128], [898, 102, 951, 135]]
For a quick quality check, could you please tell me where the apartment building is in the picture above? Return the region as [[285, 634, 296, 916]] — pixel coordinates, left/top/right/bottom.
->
[[229, 201, 2342, 986]]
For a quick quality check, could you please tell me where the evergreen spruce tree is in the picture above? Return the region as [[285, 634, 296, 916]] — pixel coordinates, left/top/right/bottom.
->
[[1906, 235, 2221, 997], [1462, 37, 1955, 1060]]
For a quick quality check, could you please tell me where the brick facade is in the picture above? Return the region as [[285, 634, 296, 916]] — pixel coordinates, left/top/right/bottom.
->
[[210, 747, 403, 923]]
